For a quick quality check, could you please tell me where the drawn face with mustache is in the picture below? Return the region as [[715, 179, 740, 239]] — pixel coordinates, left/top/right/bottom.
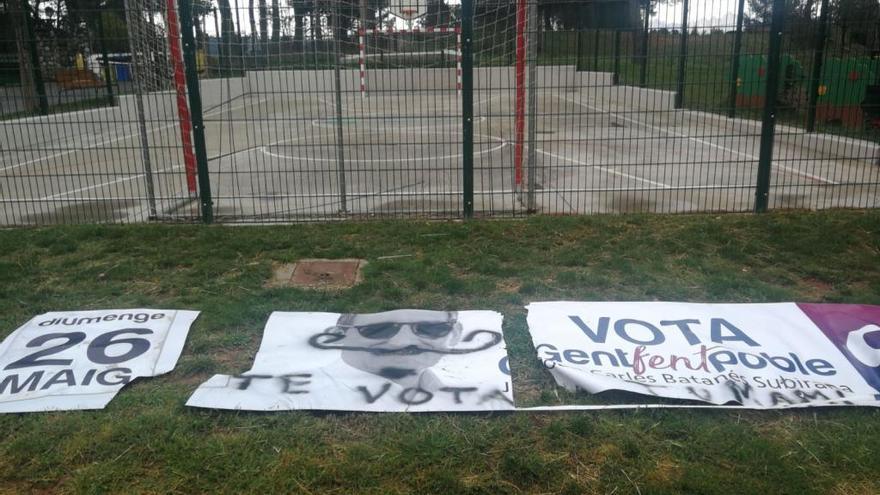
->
[[309, 310, 499, 380]]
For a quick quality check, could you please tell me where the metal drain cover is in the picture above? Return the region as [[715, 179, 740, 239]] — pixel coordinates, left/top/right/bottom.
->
[[267, 259, 367, 289]]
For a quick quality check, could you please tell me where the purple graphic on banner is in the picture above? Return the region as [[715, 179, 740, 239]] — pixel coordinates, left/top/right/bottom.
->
[[798, 303, 880, 399]]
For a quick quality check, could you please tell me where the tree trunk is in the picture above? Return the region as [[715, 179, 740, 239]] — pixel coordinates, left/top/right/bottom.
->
[[294, 11, 304, 52], [312, 9, 322, 40], [271, 0, 280, 42], [217, 0, 236, 42], [217, 0, 235, 67], [259, 0, 268, 43], [194, 15, 204, 43], [249, 0, 257, 47], [11, 0, 39, 113]]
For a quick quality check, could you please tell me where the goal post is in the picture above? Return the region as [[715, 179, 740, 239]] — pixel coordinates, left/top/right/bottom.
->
[[357, 25, 462, 98], [124, 0, 198, 196], [163, 0, 198, 195]]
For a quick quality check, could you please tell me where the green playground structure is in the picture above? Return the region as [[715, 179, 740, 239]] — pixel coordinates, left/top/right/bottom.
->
[[735, 54, 880, 130], [734, 54, 805, 109], [814, 57, 880, 129]]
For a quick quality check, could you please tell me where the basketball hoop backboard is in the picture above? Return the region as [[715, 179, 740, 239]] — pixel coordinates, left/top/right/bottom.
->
[[388, 0, 426, 21]]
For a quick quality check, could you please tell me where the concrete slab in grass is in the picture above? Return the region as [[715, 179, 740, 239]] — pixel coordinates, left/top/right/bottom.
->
[[267, 259, 367, 289]]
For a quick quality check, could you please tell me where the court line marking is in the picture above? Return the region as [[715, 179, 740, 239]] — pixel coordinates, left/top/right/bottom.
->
[[535, 148, 672, 189], [557, 94, 840, 186], [260, 132, 506, 163], [41, 164, 183, 200], [31, 95, 269, 200], [0, 96, 269, 174], [309, 115, 486, 130]]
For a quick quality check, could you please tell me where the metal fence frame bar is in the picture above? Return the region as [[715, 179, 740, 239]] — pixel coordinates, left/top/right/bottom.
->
[[755, 0, 787, 213], [675, 0, 690, 109], [179, 0, 214, 223], [461, 0, 475, 219]]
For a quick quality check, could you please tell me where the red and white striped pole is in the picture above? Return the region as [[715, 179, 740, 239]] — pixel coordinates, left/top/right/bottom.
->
[[514, 0, 526, 188], [359, 28, 367, 98], [164, 0, 198, 194], [456, 27, 462, 95]]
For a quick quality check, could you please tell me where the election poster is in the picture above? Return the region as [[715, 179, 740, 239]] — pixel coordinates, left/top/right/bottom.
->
[[187, 310, 514, 412], [526, 302, 880, 409], [0, 309, 199, 413]]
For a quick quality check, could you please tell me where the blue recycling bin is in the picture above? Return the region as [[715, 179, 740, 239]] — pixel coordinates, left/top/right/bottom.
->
[[113, 62, 131, 82]]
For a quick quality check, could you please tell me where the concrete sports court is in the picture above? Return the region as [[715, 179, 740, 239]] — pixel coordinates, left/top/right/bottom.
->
[[2, 66, 879, 224]]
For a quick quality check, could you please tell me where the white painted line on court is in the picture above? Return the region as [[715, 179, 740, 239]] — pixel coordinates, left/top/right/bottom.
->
[[536, 148, 672, 189], [261, 132, 507, 163], [0, 96, 269, 174], [558, 94, 840, 186], [41, 164, 182, 200]]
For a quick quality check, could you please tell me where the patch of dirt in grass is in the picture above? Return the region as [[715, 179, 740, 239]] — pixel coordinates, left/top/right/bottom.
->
[[212, 346, 253, 367], [568, 451, 601, 486], [802, 277, 834, 299], [831, 480, 880, 495], [644, 456, 683, 488], [589, 443, 624, 464], [496, 279, 522, 293]]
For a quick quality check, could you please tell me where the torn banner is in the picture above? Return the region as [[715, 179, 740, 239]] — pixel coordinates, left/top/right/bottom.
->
[[527, 302, 880, 409], [187, 310, 514, 411], [0, 309, 199, 413]]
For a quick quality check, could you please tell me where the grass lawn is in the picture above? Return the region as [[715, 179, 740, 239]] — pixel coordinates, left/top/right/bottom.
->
[[1, 211, 879, 494]]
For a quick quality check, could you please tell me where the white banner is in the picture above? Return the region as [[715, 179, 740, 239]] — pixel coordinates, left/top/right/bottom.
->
[[187, 310, 514, 412], [527, 302, 880, 409], [0, 309, 199, 413]]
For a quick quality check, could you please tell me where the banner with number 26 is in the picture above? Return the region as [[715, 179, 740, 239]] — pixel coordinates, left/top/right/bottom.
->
[[0, 309, 199, 413]]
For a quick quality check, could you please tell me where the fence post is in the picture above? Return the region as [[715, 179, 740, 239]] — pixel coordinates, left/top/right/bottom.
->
[[22, 0, 49, 115], [332, 0, 347, 214], [754, 0, 786, 213], [727, 0, 745, 118], [806, 0, 830, 132], [461, 0, 474, 218], [612, 29, 621, 85], [639, 5, 649, 87], [674, 0, 689, 109], [179, 0, 214, 223]]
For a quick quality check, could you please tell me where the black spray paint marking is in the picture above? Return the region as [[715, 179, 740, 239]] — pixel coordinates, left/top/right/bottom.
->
[[308, 329, 503, 356]]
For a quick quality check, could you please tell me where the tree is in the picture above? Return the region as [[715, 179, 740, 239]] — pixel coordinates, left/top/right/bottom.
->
[[291, 0, 305, 50], [831, 0, 880, 50], [248, 0, 256, 47], [746, 0, 818, 48], [270, 0, 279, 41], [190, 0, 212, 43], [9, 0, 40, 112], [215, 0, 236, 66], [258, 0, 267, 43]]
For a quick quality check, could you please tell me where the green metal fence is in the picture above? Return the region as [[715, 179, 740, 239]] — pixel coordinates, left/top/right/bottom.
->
[[1, 0, 879, 224]]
